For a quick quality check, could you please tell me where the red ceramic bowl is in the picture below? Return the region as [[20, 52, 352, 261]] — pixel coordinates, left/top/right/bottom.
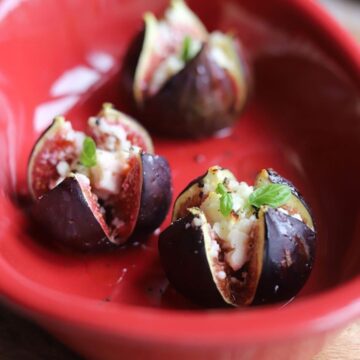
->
[[0, 0, 359, 359]]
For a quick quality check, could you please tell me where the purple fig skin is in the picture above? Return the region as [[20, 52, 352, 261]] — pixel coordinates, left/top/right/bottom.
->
[[253, 208, 316, 305], [255, 168, 315, 230], [159, 167, 316, 307], [135, 153, 172, 233], [122, 34, 245, 138], [141, 44, 241, 138], [158, 211, 228, 308], [32, 176, 112, 252]]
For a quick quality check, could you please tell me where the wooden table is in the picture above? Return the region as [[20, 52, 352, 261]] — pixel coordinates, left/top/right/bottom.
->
[[314, 322, 360, 360], [1, 0, 359, 359]]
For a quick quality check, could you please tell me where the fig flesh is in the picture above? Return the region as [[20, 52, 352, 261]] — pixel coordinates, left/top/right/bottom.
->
[[159, 167, 316, 307], [28, 116, 85, 199], [28, 104, 154, 200], [88, 103, 153, 153], [127, 0, 249, 138]]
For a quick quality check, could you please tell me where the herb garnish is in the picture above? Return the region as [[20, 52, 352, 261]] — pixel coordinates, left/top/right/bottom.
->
[[248, 184, 291, 209], [80, 137, 97, 168], [181, 36, 192, 62], [216, 183, 233, 216]]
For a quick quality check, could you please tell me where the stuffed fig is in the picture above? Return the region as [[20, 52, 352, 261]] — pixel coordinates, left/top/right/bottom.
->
[[125, 0, 249, 138], [159, 167, 316, 307], [29, 108, 172, 251]]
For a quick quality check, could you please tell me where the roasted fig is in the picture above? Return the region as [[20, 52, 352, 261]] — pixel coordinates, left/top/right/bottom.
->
[[125, 0, 249, 138], [159, 166, 316, 307], [28, 113, 172, 251]]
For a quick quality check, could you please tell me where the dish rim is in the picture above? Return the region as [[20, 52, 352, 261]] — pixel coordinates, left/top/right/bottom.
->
[[0, 0, 360, 346]]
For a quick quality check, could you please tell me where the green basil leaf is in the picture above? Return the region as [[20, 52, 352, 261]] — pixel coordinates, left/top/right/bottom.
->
[[80, 137, 97, 168], [215, 183, 227, 196], [181, 36, 192, 62], [249, 184, 291, 209], [216, 183, 233, 216]]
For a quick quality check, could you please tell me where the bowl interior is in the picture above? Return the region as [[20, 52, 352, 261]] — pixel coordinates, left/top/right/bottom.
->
[[0, 0, 359, 312]]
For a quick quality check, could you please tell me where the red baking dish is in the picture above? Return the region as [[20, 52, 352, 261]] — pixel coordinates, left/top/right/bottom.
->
[[0, 0, 359, 359]]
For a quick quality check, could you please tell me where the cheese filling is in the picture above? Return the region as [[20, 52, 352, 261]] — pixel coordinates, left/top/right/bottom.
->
[[148, 22, 203, 96], [53, 121, 130, 200], [142, 0, 207, 97], [198, 167, 304, 274], [88, 116, 132, 152], [47, 121, 85, 189], [199, 168, 256, 272], [88, 149, 129, 198]]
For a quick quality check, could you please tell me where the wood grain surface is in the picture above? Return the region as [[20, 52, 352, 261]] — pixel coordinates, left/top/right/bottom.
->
[[314, 322, 360, 360], [1, 0, 359, 359]]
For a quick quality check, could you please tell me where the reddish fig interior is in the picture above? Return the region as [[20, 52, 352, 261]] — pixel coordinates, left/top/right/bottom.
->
[[0, 0, 359, 312]]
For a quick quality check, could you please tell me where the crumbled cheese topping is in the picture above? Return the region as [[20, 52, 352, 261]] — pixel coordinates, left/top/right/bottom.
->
[[209, 239, 220, 258], [56, 160, 70, 178], [64, 130, 86, 153], [223, 216, 256, 271], [202, 167, 232, 194], [199, 169, 256, 272], [216, 271, 226, 280], [89, 149, 128, 197], [48, 120, 86, 188], [192, 216, 204, 228], [201, 190, 256, 271], [146, 0, 205, 96], [88, 116, 132, 151], [229, 181, 253, 212]]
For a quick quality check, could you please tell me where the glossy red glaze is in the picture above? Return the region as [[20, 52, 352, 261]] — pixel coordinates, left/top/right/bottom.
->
[[0, 0, 359, 359]]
